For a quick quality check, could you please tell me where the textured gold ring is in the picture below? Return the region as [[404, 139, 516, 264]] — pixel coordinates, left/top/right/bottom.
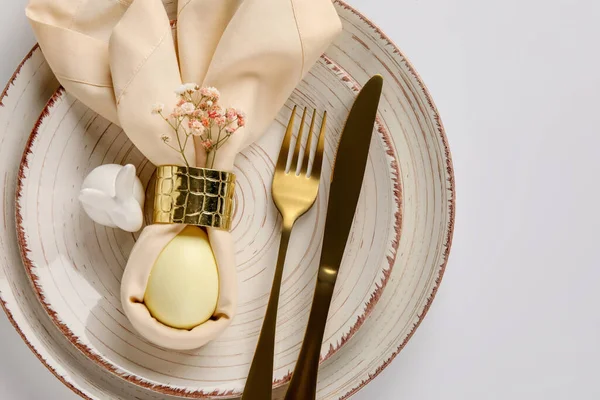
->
[[153, 165, 236, 230]]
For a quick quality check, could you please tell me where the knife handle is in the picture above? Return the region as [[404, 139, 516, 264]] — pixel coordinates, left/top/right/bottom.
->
[[284, 267, 337, 400]]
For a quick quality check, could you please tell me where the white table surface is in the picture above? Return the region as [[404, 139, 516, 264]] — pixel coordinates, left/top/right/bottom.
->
[[2, 0, 600, 399]]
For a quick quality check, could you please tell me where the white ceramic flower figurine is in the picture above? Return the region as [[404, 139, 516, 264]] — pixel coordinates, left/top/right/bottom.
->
[[79, 164, 145, 232]]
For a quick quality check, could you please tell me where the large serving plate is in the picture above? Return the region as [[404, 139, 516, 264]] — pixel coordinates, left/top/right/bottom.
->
[[0, 1, 454, 399]]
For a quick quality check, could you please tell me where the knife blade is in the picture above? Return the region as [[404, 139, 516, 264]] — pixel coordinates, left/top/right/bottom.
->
[[284, 75, 384, 400]]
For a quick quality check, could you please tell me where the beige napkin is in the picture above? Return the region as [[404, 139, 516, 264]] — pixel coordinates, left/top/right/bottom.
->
[[27, 0, 341, 349]]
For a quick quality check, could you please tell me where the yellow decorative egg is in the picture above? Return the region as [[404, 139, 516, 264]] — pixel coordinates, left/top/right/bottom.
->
[[144, 226, 219, 330]]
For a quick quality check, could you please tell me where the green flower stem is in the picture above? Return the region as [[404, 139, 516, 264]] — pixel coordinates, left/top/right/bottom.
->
[[158, 111, 178, 132], [175, 118, 191, 167], [163, 142, 181, 153], [210, 126, 225, 169], [215, 134, 233, 149]]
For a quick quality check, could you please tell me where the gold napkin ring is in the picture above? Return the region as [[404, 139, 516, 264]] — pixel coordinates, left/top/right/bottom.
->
[[153, 165, 236, 230]]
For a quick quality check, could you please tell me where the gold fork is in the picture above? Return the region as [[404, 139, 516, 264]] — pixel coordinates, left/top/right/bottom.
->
[[242, 106, 327, 400]]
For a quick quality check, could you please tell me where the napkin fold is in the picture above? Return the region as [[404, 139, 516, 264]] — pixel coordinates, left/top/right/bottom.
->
[[27, 0, 341, 349]]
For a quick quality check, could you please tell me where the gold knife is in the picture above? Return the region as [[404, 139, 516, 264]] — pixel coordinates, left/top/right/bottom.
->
[[284, 75, 384, 400]]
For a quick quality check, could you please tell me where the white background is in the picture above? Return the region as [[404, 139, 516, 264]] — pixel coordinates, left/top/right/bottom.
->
[[2, 0, 600, 399]]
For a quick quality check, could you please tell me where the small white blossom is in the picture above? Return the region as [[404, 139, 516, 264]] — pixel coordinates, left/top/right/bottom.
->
[[190, 120, 205, 136], [151, 103, 164, 114], [184, 83, 199, 92], [175, 84, 188, 95], [171, 107, 184, 118], [191, 128, 205, 137], [180, 102, 196, 115], [200, 86, 220, 100]]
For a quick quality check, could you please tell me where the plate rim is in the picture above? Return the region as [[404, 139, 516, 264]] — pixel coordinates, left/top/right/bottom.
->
[[0, 1, 456, 399], [336, 2, 455, 398], [0, 44, 95, 400]]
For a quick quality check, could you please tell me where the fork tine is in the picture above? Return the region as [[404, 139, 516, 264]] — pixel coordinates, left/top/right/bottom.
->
[[301, 109, 317, 175], [276, 106, 297, 172], [310, 111, 327, 179], [290, 107, 308, 174]]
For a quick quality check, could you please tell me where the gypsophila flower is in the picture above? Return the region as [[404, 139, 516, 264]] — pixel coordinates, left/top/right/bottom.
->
[[154, 86, 244, 168], [201, 139, 214, 151], [151, 103, 165, 114], [180, 102, 196, 115], [215, 116, 227, 127], [226, 108, 237, 121], [200, 87, 220, 100], [170, 107, 183, 118], [184, 83, 199, 93], [175, 85, 188, 95], [237, 113, 246, 128], [190, 120, 205, 136], [208, 109, 220, 119]]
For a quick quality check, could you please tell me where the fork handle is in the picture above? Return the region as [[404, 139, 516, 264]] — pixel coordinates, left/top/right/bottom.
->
[[284, 271, 336, 400], [242, 219, 294, 400]]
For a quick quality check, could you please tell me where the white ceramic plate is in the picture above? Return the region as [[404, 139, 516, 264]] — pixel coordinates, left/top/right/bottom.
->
[[16, 57, 399, 396], [0, 2, 454, 399]]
